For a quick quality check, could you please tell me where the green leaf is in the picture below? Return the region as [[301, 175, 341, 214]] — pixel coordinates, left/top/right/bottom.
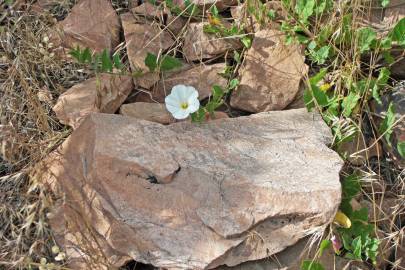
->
[[319, 239, 331, 257], [352, 236, 362, 259], [351, 208, 369, 222], [383, 51, 395, 64], [391, 18, 405, 46], [229, 78, 239, 90], [397, 141, 405, 158], [81, 48, 92, 63], [342, 173, 361, 199], [342, 92, 360, 117], [210, 4, 219, 17], [233, 51, 241, 64], [241, 36, 252, 48], [160, 55, 182, 72], [357, 27, 377, 53], [372, 67, 390, 104], [69, 46, 82, 62], [203, 24, 221, 34], [295, 0, 315, 23], [268, 9, 276, 20], [379, 102, 396, 146], [113, 54, 123, 70], [309, 45, 330, 64], [100, 49, 113, 72], [145, 52, 158, 72], [377, 67, 390, 86], [301, 260, 325, 270], [365, 237, 379, 264], [309, 68, 327, 85], [303, 88, 315, 111], [380, 37, 392, 50], [190, 107, 206, 123], [212, 85, 224, 101], [381, 0, 390, 7], [312, 85, 329, 107]]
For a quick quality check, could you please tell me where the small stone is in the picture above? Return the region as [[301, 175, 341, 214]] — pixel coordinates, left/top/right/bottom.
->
[[231, 29, 307, 112], [182, 22, 242, 61], [119, 102, 174, 124], [53, 74, 133, 128]]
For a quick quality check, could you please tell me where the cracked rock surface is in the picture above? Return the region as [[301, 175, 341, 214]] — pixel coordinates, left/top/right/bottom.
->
[[41, 109, 342, 269]]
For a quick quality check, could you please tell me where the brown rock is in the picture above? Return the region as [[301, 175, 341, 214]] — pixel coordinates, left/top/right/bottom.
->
[[286, 82, 306, 109], [182, 22, 242, 61], [41, 109, 342, 269], [53, 74, 133, 128], [135, 63, 228, 103], [166, 11, 188, 35], [120, 102, 174, 124], [216, 237, 309, 270], [51, 0, 120, 53], [230, 29, 308, 113], [205, 111, 229, 121], [366, 0, 405, 34], [131, 2, 167, 20], [121, 12, 175, 89]]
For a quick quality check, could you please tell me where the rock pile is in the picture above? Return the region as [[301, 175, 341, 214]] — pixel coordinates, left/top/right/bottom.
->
[[37, 0, 347, 269]]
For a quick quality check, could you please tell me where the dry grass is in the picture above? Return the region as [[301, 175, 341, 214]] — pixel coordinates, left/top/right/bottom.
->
[[0, 2, 88, 268]]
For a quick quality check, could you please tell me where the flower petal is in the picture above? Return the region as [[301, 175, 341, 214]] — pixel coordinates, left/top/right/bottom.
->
[[187, 98, 200, 113], [185, 86, 199, 99], [172, 108, 190, 119], [172, 84, 188, 101], [165, 90, 181, 104], [166, 103, 180, 115]]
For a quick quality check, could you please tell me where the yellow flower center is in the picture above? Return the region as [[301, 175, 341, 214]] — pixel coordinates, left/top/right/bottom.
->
[[180, 102, 189, 110]]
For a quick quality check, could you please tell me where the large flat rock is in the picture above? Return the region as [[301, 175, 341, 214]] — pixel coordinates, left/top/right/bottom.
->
[[41, 109, 343, 269]]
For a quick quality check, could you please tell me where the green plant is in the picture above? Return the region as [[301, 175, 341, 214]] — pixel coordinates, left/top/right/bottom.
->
[[338, 174, 379, 264], [161, 0, 200, 17], [190, 78, 239, 123], [144, 52, 183, 73], [69, 46, 124, 73], [203, 6, 252, 49]]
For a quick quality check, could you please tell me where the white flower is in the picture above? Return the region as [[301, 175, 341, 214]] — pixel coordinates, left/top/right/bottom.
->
[[165, 85, 200, 119]]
